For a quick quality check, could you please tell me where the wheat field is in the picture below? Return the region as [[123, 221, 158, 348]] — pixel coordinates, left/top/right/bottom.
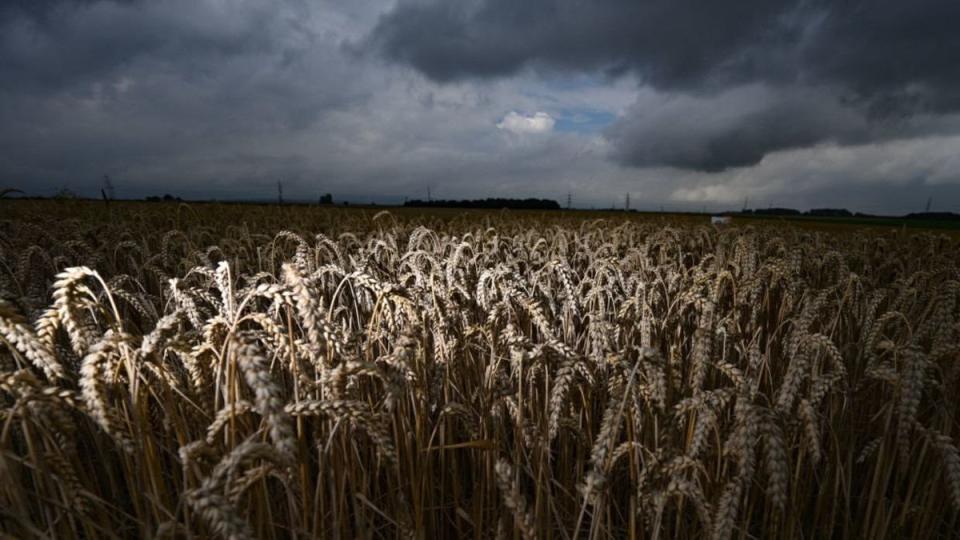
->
[[1, 200, 958, 539]]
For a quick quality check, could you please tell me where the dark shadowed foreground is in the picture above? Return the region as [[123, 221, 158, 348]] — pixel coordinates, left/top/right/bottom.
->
[[1, 201, 958, 538]]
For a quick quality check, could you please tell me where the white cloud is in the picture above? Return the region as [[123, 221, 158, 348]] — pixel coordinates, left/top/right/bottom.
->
[[667, 134, 960, 213], [496, 111, 555, 134]]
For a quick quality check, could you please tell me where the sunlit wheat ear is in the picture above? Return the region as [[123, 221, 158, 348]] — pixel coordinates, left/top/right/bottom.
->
[[314, 232, 343, 266], [0, 299, 65, 380], [79, 331, 135, 453], [167, 278, 202, 329], [274, 230, 312, 270], [52, 267, 102, 356], [230, 335, 296, 464], [282, 262, 337, 367], [214, 261, 235, 319], [34, 306, 60, 347]]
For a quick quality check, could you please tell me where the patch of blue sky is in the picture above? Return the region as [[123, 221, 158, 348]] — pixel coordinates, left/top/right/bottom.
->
[[554, 109, 617, 134], [518, 74, 632, 133]]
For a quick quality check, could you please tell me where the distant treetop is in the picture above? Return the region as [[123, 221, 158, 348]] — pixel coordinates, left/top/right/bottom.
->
[[403, 198, 561, 210]]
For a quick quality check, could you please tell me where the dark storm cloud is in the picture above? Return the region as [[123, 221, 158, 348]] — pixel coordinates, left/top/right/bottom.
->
[[604, 85, 960, 172], [0, 0, 128, 19], [369, 0, 960, 100], [367, 0, 795, 88], [801, 0, 960, 114], [368, 0, 960, 171], [604, 87, 855, 172], [0, 0, 291, 93]]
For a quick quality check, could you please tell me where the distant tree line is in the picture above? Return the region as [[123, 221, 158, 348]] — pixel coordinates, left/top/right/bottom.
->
[[744, 207, 803, 216], [145, 194, 183, 202], [741, 208, 852, 217], [404, 198, 561, 210], [902, 212, 960, 221]]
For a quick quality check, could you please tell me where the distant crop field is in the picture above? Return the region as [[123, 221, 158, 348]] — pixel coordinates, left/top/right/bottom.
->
[[1, 200, 958, 539], [731, 212, 960, 233]]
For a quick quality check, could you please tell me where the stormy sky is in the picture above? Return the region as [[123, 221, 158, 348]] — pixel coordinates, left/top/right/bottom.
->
[[2, 0, 960, 213]]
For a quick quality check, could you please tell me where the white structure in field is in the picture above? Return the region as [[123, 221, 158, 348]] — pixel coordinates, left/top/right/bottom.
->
[[711, 216, 732, 225]]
